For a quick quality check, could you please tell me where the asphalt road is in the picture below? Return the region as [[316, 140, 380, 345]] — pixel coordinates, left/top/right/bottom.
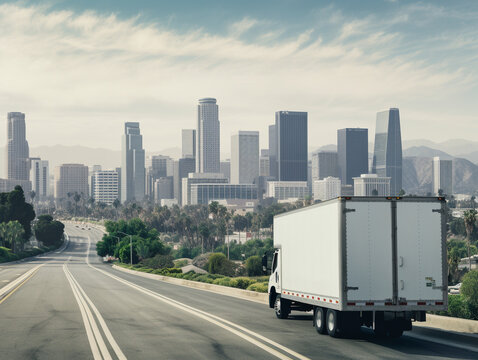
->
[[0, 224, 477, 360]]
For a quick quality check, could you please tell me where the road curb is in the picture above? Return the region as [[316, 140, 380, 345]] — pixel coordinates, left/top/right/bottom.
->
[[415, 314, 478, 334], [112, 265, 268, 305]]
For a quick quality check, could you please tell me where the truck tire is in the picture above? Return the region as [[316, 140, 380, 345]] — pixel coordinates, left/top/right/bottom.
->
[[326, 309, 340, 337], [274, 296, 290, 319], [389, 321, 404, 338], [313, 307, 327, 334]]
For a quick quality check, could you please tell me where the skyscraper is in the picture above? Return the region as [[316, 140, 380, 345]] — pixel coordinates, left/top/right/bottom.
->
[[311, 151, 338, 180], [268, 125, 278, 179], [121, 122, 145, 203], [182, 129, 196, 159], [93, 170, 119, 205], [30, 158, 49, 200], [260, 149, 270, 177], [275, 111, 308, 181], [196, 98, 220, 173], [7, 112, 30, 181], [231, 131, 259, 184], [372, 108, 403, 195], [173, 157, 196, 204], [433, 157, 453, 195], [54, 164, 89, 200], [337, 128, 368, 186]]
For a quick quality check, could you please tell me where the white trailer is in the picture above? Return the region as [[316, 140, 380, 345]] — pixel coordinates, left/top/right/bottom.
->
[[264, 197, 447, 337]]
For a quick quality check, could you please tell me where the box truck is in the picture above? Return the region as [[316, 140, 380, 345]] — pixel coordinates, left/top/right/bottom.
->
[[264, 197, 447, 337]]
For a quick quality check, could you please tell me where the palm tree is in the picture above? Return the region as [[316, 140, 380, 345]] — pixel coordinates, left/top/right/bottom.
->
[[0, 222, 8, 247], [464, 209, 477, 271], [7, 221, 25, 254]]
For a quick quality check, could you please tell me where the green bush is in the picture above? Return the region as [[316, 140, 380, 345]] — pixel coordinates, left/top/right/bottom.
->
[[461, 270, 478, 306], [246, 282, 268, 293], [174, 259, 189, 268], [447, 294, 470, 319], [245, 255, 263, 276], [194, 275, 214, 284], [229, 277, 257, 289], [0, 246, 18, 262], [141, 254, 174, 269], [206, 253, 235, 276], [213, 277, 232, 286]]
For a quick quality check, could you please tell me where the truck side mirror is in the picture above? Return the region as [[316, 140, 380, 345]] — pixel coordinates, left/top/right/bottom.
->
[[262, 254, 268, 272]]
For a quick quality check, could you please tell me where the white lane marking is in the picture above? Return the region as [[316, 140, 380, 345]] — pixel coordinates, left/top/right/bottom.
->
[[0, 264, 44, 298], [63, 264, 102, 360], [86, 236, 308, 360], [68, 266, 127, 360]]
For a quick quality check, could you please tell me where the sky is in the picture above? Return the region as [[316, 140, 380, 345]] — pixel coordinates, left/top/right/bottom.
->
[[0, 0, 477, 155]]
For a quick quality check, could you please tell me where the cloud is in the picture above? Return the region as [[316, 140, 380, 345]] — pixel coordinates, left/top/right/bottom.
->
[[0, 2, 475, 158]]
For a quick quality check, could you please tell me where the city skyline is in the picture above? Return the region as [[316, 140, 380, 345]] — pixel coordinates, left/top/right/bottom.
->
[[0, 1, 477, 153]]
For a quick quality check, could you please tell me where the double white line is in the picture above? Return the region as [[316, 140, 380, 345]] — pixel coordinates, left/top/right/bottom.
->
[[63, 260, 126, 360], [84, 238, 309, 360]]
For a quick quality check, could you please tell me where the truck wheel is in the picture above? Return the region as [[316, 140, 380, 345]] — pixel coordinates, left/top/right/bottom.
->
[[389, 322, 404, 338], [314, 307, 327, 334], [274, 296, 290, 319], [326, 309, 340, 337]]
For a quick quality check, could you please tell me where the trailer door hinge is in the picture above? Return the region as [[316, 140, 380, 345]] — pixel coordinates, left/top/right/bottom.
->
[[344, 208, 356, 214], [432, 209, 444, 214], [346, 286, 359, 291]]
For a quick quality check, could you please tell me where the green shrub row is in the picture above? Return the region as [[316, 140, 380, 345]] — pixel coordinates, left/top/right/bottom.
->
[[0, 244, 59, 263], [433, 294, 478, 320], [119, 263, 268, 293]]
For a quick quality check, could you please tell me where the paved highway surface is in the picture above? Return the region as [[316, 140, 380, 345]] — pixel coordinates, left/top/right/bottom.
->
[[0, 224, 477, 359]]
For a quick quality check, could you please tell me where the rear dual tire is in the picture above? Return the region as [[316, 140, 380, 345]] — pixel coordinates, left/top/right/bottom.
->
[[313, 307, 327, 334]]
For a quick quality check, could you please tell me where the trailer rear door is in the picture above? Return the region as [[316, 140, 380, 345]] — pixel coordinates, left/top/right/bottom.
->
[[396, 202, 444, 301], [345, 201, 393, 302]]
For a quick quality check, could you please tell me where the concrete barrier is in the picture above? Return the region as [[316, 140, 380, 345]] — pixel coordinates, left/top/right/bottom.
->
[[415, 314, 478, 334], [113, 265, 268, 304]]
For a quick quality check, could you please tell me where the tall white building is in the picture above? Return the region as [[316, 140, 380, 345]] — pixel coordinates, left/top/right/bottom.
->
[[196, 98, 220, 173], [231, 131, 259, 184], [121, 122, 145, 203], [7, 112, 30, 181], [54, 164, 89, 200], [313, 177, 341, 201], [353, 174, 390, 196], [267, 181, 309, 201], [89, 165, 102, 199], [93, 171, 119, 205], [30, 158, 49, 200], [182, 129, 196, 159], [433, 157, 453, 195]]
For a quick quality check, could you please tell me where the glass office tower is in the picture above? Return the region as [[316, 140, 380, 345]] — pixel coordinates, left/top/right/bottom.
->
[[372, 108, 403, 196]]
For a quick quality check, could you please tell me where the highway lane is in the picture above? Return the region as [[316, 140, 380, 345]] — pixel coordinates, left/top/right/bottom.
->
[[0, 224, 476, 359]]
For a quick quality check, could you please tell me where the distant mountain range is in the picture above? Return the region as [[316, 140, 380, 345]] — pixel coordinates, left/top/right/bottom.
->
[[312, 140, 478, 194]]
